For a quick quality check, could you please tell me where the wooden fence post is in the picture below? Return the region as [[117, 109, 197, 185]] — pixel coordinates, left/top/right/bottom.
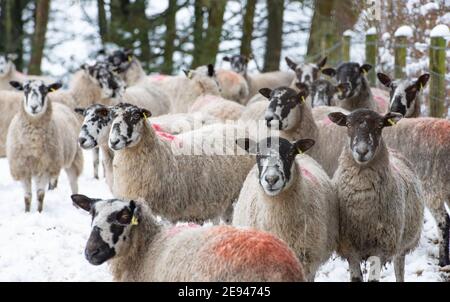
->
[[394, 26, 412, 79], [365, 27, 377, 86], [342, 30, 352, 62], [429, 25, 448, 118]]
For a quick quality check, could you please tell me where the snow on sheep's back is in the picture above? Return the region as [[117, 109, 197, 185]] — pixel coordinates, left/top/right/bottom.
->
[[0, 151, 112, 281]]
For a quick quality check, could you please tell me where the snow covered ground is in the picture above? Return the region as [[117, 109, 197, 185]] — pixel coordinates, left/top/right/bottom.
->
[[0, 151, 447, 282]]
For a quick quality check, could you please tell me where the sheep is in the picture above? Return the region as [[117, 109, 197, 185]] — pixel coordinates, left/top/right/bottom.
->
[[106, 49, 146, 86], [223, 54, 294, 102], [322, 62, 383, 112], [233, 136, 338, 281], [71, 194, 305, 282], [285, 56, 327, 87], [188, 94, 245, 121], [216, 68, 249, 104], [7, 80, 83, 212], [377, 72, 430, 117], [0, 53, 54, 91], [108, 104, 255, 224], [328, 109, 424, 282]]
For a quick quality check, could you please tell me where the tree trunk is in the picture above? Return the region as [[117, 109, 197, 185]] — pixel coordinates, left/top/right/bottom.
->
[[28, 0, 51, 75], [306, 0, 334, 59], [263, 0, 284, 72], [130, 0, 150, 71], [191, 0, 206, 68], [97, 0, 109, 45], [240, 0, 256, 58], [162, 0, 177, 74]]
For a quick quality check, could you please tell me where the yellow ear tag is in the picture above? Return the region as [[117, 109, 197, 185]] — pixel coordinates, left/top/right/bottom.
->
[[420, 83, 423, 91], [363, 70, 368, 75], [131, 215, 139, 226], [301, 96, 305, 103], [128, 56, 132, 63], [388, 119, 396, 126], [50, 88, 56, 92], [187, 71, 194, 79], [297, 148, 303, 154], [143, 112, 148, 120]]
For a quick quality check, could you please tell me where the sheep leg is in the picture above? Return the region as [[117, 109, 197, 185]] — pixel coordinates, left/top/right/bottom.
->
[[35, 176, 48, 213], [393, 254, 405, 282], [348, 256, 363, 282], [21, 178, 32, 212], [92, 148, 99, 179], [65, 167, 79, 194], [431, 204, 450, 267], [48, 176, 58, 190]]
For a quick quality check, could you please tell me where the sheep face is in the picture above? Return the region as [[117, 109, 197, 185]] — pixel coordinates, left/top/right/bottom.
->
[[9, 80, 62, 117], [285, 57, 327, 86], [75, 104, 112, 149], [310, 79, 337, 107], [322, 62, 372, 100], [237, 137, 315, 196], [262, 87, 308, 131], [107, 49, 134, 73], [223, 55, 248, 75], [81, 62, 125, 99], [71, 194, 140, 265], [377, 73, 430, 117], [328, 109, 402, 165], [109, 104, 152, 151], [0, 54, 16, 76]]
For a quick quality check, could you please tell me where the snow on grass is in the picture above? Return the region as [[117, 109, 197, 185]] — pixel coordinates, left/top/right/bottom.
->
[[0, 149, 446, 281]]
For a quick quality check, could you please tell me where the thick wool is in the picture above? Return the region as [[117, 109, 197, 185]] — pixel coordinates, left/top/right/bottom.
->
[[216, 69, 249, 104], [189, 94, 245, 121], [7, 101, 83, 184], [245, 71, 295, 102], [150, 112, 219, 135], [112, 122, 255, 223], [233, 155, 338, 281], [109, 203, 305, 282], [334, 141, 424, 271]]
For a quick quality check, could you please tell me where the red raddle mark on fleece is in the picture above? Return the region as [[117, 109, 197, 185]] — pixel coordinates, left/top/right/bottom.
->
[[322, 116, 333, 126], [217, 70, 242, 86], [148, 74, 168, 82], [208, 226, 303, 279], [415, 119, 450, 146], [151, 123, 176, 142], [300, 166, 318, 184], [165, 223, 200, 237]]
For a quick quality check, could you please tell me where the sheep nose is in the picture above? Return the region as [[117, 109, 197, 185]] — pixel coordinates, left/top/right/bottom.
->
[[304, 75, 311, 83], [110, 139, 120, 147], [265, 175, 280, 186], [78, 137, 87, 146], [31, 105, 38, 112], [356, 145, 369, 157]]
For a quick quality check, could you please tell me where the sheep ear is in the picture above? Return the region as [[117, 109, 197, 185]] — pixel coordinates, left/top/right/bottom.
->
[[223, 56, 230, 62], [328, 112, 348, 126], [383, 112, 402, 127], [207, 64, 215, 77], [377, 73, 392, 87], [71, 194, 94, 212], [360, 64, 372, 74], [322, 68, 336, 77], [236, 138, 258, 154], [292, 139, 315, 155], [96, 107, 110, 117], [48, 82, 62, 92], [183, 69, 194, 79], [317, 57, 327, 69], [141, 108, 152, 119], [9, 81, 23, 91], [74, 107, 85, 116], [7, 53, 18, 61], [285, 57, 298, 71], [415, 73, 430, 91], [259, 88, 272, 98]]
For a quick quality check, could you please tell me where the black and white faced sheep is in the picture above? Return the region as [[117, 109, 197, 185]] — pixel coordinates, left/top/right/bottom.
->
[[72, 194, 306, 282], [285, 56, 327, 87], [233, 136, 339, 281], [377, 72, 430, 118], [329, 109, 424, 282], [108, 103, 255, 224], [322, 62, 381, 112], [7, 80, 83, 212]]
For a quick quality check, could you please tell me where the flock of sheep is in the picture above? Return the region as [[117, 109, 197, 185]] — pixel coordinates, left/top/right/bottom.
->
[[0, 48, 448, 282]]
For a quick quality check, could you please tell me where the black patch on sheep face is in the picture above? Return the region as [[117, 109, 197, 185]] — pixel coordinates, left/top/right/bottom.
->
[[82, 198, 138, 265], [78, 104, 113, 149], [83, 61, 125, 99], [323, 62, 371, 100], [223, 55, 248, 75], [310, 79, 337, 107], [377, 73, 430, 118], [264, 87, 307, 131], [328, 109, 402, 165], [109, 104, 151, 151], [107, 49, 134, 73]]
